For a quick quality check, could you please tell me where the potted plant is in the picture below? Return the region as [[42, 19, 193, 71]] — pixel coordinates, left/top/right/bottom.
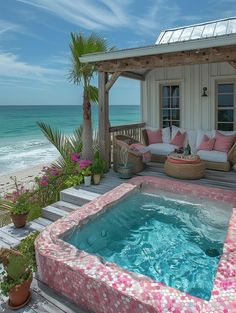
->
[[91, 154, 106, 185], [82, 166, 92, 186], [2, 177, 31, 228], [117, 146, 133, 179], [10, 193, 31, 228], [0, 248, 33, 309]]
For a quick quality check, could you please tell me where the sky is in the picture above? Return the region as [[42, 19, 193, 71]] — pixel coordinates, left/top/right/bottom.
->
[[0, 0, 236, 106]]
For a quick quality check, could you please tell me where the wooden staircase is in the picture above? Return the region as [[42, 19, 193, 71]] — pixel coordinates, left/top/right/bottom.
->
[[0, 188, 102, 248]]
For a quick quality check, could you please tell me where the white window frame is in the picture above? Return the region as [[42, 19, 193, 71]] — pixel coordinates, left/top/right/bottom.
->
[[159, 82, 182, 128], [215, 80, 236, 131]]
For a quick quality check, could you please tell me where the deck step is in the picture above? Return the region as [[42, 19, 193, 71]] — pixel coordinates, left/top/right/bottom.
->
[[60, 187, 101, 206], [34, 217, 52, 227], [54, 200, 80, 212], [42, 205, 68, 221], [0, 221, 44, 243], [0, 230, 20, 247]]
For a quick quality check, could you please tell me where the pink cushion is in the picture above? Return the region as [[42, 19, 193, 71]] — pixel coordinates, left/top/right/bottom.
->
[[146, 129, 163, 144], [214, 131, 235, 153], [170, 130, 186, 147], [198, 135, 215, 151]]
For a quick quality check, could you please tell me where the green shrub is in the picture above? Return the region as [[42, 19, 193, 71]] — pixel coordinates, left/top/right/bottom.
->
[[18, 231, 39, 272]]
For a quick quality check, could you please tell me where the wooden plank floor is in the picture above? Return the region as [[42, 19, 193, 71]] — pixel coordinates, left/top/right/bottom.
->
[[0, 163, 235, 313], [80, 162, 236, 193]]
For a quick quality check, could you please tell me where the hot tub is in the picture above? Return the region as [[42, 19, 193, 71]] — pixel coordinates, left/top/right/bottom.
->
[[36, 177, 236, 313]]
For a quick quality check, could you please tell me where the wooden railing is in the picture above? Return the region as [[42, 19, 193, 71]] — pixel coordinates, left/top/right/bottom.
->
[[109, 122, 145, 164], [109, 122, 145, 143], [109, 123, 145, 145]]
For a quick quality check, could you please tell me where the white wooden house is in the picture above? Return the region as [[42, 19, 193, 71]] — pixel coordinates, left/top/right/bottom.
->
[[80, 17, 236, 165]]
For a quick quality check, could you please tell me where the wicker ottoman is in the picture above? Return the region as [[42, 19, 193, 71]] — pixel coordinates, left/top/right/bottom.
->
[[164, 157, 206, 180]]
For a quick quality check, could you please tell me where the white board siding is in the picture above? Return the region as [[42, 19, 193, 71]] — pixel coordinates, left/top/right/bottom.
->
[[141, 62, 236, 130]]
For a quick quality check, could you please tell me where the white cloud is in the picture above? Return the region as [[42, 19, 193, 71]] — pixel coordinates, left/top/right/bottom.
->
[[0, 20, 24, 36], [0, 51, 65, 84], [17, 0, 131, 30], [16, 0, 236, 45]]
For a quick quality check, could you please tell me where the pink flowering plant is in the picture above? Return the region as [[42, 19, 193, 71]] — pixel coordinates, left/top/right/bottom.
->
[[1, 177, 31, 215], [35, 153, 92, 206]]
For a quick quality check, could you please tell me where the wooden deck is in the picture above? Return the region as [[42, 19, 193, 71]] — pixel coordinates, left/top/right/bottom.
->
[[0, 163, 235, 312]]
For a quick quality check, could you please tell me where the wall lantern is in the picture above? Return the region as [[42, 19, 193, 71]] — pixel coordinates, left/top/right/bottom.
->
[[202, 87, 208, 97]]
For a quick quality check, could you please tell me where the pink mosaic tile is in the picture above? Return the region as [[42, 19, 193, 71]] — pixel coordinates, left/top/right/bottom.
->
[[35, 177, 236, 313]]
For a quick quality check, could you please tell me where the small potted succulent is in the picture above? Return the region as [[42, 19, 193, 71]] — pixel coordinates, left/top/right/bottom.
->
[[82, 166, 92, 186], [0, 248, 33, 309]]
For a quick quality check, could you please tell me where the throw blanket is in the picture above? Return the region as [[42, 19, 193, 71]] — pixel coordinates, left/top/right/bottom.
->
[[130, 143, 151, 163]]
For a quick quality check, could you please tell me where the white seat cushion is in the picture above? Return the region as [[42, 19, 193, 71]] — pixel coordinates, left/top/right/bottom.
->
[[148, 143, 178, 156], [197, 150, 228, 163]]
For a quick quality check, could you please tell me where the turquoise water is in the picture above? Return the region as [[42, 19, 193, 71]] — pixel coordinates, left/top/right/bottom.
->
[[0, 105, 140, 175], [64, 191, 232, 300]]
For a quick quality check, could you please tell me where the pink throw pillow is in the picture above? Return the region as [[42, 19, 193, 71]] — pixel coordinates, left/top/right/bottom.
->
[[170, 130, 186, 147], [146, 129, 163, 144], [214, 131, 235, 153], [198, 135, 215, 151]]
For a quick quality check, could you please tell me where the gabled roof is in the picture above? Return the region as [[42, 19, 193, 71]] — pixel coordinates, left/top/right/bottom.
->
[[156, 17, 236, 45]]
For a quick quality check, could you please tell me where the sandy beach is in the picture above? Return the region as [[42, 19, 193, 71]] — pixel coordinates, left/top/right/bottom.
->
[[0, 164, 46, 197]]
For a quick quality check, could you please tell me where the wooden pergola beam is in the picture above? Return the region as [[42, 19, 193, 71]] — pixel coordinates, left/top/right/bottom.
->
[[95, 46, 236, 72], [228, 61, 236, 70], [120, 71, 145, 81], [105, 71, 121, 92]]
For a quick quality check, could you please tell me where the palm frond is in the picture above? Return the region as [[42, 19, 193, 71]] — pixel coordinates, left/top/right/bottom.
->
[[68, 125, 83, 153], [50, 156, 68, 169], [37, 122, 70, 160], [87, 85, 98, 104]]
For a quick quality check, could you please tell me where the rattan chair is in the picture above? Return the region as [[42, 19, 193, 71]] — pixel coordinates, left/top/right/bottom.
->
[[113, 135, 145, 173]]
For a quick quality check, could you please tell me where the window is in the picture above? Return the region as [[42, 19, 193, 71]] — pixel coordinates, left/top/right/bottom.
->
[[216, 82, 235, 131], [160, 85, 180, 128]]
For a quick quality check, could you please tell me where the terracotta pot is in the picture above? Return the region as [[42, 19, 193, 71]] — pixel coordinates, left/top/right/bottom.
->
[[93, 174, 101, 185], [11, 213, 28, 228], [9, 274, 32, 308]]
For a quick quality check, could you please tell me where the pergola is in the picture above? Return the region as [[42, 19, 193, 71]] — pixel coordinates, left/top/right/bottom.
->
[[80, 32, 236, 166]]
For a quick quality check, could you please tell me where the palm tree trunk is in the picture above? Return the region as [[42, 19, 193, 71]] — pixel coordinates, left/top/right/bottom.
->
[[82, 90, 93, 160]]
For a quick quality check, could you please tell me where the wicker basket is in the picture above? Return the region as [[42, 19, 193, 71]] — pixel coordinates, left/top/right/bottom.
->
[[164, 159, 206, 180]]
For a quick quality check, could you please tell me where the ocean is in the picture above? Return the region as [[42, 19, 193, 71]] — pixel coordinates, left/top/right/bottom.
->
[[0, 105, 141, 176]]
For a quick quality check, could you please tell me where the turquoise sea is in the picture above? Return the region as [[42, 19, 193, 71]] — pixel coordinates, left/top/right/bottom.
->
[[0, 105, 141, 175]]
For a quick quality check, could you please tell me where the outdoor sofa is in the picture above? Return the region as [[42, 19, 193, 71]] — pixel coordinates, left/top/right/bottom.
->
[[142, 126, 236, 172]]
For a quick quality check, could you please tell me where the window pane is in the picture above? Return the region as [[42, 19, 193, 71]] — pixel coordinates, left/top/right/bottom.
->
[[162, 97, 170, 108], [172, 121, 180, 127], [218, 110, 234, 122], [163, 86, 170, 97], [171, 98, 180, 108], [162, 109, 171, 120], [171, 109, 180, 120], [218, 94, 234, 107], [218, 83, 233, 94], [171, 86, 179, 97], [163, 121, 170, 128], [217, 123, 234, 131]]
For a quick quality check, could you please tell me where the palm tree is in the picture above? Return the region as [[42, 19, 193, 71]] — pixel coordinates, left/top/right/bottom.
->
[[68, 32, 110, 160]]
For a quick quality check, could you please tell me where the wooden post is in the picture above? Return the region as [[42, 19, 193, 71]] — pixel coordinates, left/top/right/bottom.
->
[[98, 71, 110, 167]]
